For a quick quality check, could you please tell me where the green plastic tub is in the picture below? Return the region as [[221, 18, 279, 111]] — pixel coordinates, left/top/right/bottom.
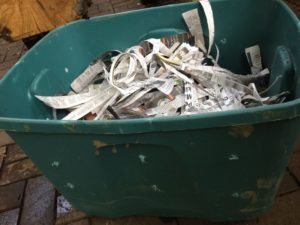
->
[[0, 0, 300, 222]]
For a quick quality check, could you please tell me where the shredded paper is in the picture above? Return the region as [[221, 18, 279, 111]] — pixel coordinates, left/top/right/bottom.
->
[[36, 0, 289, 120]]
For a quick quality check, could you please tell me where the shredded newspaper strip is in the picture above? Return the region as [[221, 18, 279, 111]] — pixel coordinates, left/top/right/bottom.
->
[[36, 0, 289, 120]]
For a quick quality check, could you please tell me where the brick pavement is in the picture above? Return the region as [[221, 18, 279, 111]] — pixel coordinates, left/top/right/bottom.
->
[[0, 0, 300, 224]]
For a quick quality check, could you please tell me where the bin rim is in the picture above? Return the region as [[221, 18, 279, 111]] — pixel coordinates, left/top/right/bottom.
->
[[0, 100, 299, 134], [0, 0, 299, 134]]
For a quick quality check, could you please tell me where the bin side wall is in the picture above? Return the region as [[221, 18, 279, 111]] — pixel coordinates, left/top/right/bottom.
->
[[8, 118, 299, 221]]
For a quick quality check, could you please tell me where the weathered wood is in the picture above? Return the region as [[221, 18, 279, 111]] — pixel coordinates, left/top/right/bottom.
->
[[0, 0, 88, 41]]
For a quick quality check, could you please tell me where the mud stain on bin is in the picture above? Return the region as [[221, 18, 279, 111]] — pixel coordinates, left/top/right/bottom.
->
[[240, 191, 258, 204], [63, 124, 77, 133], [262, 110, 289, 121], [112, 146, 117, 154], [240, 208, 259, 213], [93, 140, 107, 156], [256, 178, 277, 189], [23, 124, 31, 132], [229, 125, 254, 138]]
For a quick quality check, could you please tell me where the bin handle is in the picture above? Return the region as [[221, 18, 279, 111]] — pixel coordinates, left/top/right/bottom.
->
[[268, 45, 294, 96]]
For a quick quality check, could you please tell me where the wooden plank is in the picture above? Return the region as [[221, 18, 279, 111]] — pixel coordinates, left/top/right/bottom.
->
[[0, 0, 87, 41]]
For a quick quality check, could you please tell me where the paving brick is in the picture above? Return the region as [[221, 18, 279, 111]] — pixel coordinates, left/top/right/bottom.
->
[[0, 146, 6, 169], [158, 217, 178, 223], [88, 10, 101, 17], [4, 45, 24, 62], [113, 4, 129, 12], [91, 217, 177, 225], [258, 190, 300, 225], [0, 131, 14, 147], [112, 1, 128, 8], [226, 222, 258, 225], [0, 208, 20, 225], [0, 49, 6, 62], [19, 176, 56, 225], [4, 144, 27, 164], [88, 5, 103, 17], [56, 210, 88, 225], [56, 196, 87, 225], [0, 43, 8, 52], [0, 38, 10, 46], [127, 1, 144, 10], [21, 44, 29, 55], [57, 195, 72, 218], [0, 45, 8, 54], [285, 0, 300, 17], [98, 2, 114, 13], [68, 219, 90, 225], [90, 0, 102, 3], [0, 58, 18, 70], [0, 180, 25, 212], [178, 218, 258, 225], [0, 68, 9, 79], [88, 4, 99, 12], [111, 0, 126, 4], [0, 57, 4, 64], [92, 0, 111, 4], [6, 41, 24, 49], [277, 169, 299, 195], [96, 10, 114, 16], [289, 137, 300, 182], [0, 158, 41, 186]]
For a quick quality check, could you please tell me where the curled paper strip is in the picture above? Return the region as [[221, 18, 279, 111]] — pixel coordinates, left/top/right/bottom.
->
[[36, 0, 288, 120]]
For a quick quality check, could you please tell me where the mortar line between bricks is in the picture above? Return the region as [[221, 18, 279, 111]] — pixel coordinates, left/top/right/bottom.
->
[[62, 217, 90, 225], [0, 206, 21, 214], [0, 174, 42, 188], [1, 47, 8, 63], [0, 144, 7, 161], [54, 190, 58, 223], [17, 179, 27, 225], [112, 1, 127, 7], [1, 143, 16, 148], [3, 157, 29, 166], [287, 167, 300, 186], [33, 188, 54, 203], [0, 143, 14, 148], [277, 188, 300, 198]]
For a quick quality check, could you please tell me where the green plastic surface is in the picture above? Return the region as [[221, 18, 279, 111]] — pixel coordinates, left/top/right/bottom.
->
[[0, 0, 300, 222]]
